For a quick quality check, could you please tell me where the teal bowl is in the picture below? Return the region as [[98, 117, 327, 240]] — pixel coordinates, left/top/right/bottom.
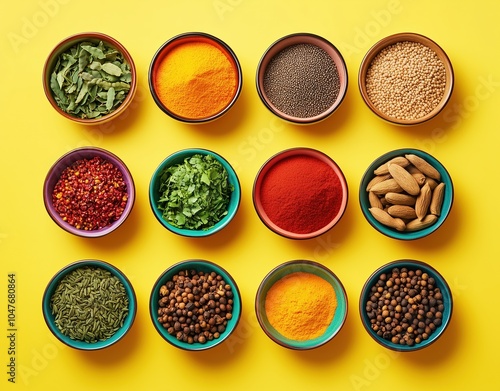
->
[[255, 260, 348, 350], [149, 259, 242, 351], [149, 148, 241, 237], [359, 259, 453, 352], [42, 260, 137, 350], [359, 148, 453, 240]]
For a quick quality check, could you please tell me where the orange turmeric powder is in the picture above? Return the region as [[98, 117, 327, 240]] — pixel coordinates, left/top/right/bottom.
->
[[154, 40, 238, 119], [265, 272, 337, 341]]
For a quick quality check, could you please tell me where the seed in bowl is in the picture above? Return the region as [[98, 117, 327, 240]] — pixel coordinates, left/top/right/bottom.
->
[[52, 156, 129, 231], [365, 41, 446, 121], [364, 267, 445, 346], [50, 266, 129, 343], [366, 154, 445, 232], [156, 269, 234, 344]]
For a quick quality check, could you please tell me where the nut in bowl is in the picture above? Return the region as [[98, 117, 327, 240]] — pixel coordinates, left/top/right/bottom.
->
[[255, 260, 348, 350], [42, 32, 137, 125], [150, 259, 242, 351], [43, 147, 135, 238], [149, 32, 242, 123], [256, 33, 348, 124], [359, 259, 453, 352], [42, 260, 137, 350], [358, 32, 454, 125], [149, 148, 241, 237], [360, 148, 453, 240]]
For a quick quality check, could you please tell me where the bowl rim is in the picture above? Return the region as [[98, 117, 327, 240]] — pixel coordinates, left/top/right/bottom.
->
[[43, 146, 136, 238], [255, 32, 348, 124], [42, 31, 137, 125], [148, 147, 241, 237], [358, 31, 454, 126], [42, 259, 137, 351], [255, 259, 348, 350], [252, 147, 348, 239], [359, 147, 454, 240], [148, 31, 243, 123], [359, 259, 453, 352], [149, 259, 242, 351]]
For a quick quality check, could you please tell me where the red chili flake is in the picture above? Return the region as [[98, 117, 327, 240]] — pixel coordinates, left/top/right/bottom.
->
[[52, 156, 128, 231]]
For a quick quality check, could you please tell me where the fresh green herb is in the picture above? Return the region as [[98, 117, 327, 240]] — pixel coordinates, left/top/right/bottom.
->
[[157, 154, 234, 230], [49, 40, 132, 119], [50, 266, 129, 343]]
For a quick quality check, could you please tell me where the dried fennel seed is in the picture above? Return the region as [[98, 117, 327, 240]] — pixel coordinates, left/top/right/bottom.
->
[[50, 266, 129, 343]]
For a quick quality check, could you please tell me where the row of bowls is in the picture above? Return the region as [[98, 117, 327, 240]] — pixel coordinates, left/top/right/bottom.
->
[[43, 146, 453, 240], [42, 258, 453, 352], [42, 31, 454, 126]]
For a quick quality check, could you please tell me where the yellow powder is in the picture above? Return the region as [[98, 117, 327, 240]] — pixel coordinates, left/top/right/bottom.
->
[[154, 41, 238, 119], [264, 271, 337, 341]]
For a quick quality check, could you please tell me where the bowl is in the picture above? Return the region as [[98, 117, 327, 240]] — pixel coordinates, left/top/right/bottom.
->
[[42, 32, 137, 125], [42, 259, 137, 350], [359, 259, 453, 351], [149, 148, 241, 237], [358, 32, 454, 125], [359, 148, 453, 240], [43, 146, 135, 238], [150, 259, 242, 351], [253, 147, 348, 239], [256, 33, 348, 124], [149, 32, 242, 123], [255, 260, 347, 350]]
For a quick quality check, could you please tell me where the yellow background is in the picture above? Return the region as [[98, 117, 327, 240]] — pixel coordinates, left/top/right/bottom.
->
[[1, 0, 498, 389]]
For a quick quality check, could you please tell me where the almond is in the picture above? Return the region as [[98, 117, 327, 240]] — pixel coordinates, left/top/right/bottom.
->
[[430, 182, 446, 216], [412, 172, 426, 186], [424, 177, 439, 190], [388, 163, 420, 196], [405, 214, 438, 231], [370, 178, 403, 195], [366, 173, 391, 191], [405, 154, 441, 181], [368, 191, 383, 209], [415, 183, 432, 220], [387, 205, 417, 220], [385, 192, 416, 206], [369, 207, 406, 231], [373, 156, 410, 175]]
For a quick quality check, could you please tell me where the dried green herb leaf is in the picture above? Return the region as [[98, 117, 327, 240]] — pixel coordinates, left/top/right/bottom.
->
[[106, 87, 115, 110], [101, 62, 122, 76]]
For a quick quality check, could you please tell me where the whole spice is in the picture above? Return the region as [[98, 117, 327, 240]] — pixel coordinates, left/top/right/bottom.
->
[[263, 43, 340, 118], [52, 156, 128, 231], [265, 271, 337, 341], [365, 41, 446, 121], [259, 154, 343, 234], [50, 266, 129, 343], [365, 267, 445, 346], [157, 154, 234, 230], [157, 269, 234, 344], [154, 40, 238, 119], [50, 40, 132, 119]]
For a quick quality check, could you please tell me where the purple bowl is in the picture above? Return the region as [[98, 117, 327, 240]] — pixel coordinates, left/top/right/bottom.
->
[[43, 147, 135, 238]]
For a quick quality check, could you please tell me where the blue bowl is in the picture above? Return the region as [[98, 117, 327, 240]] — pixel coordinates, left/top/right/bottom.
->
[[359, 259, 453, 352], [42, 260, 137, 350], [255, 260, 348, 350], [359, 148, 453, 240], [149, 148, 241, 237], [149, 259, 242, 351]]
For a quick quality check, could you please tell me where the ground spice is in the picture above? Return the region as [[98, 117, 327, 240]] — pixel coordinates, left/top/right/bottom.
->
[[265, 272, 337, 341], [263, 43, 340, 118], [259, 155, 342, 234], [154, 41, 238, 119]]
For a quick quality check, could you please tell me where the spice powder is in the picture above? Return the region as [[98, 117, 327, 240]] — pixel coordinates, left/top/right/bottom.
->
[[265, 272, 337, 341]]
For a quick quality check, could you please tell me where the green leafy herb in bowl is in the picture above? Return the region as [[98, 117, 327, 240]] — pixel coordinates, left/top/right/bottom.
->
[[149, 149, 241, 237], [43, 32, 137, 125]]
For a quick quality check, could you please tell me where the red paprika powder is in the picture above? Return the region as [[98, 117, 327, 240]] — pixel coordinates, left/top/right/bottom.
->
[[258, 153, 344, 235]]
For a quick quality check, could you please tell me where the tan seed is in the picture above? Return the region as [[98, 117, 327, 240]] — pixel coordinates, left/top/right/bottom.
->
[[385, 192, 416, 206], [388, 163, 420, 196], [430, 182, 445, 216], [424, 177, 439, 190], [368, 191, 384, 209], [387, 205, 417, 220], [415, 183, 432, 220], [370, 178, 404, 195], [405, 214, 438, 231], [369, 207, 406, 231], [366, 173, 391, 191], [405, 154, 441, 181], [373, 156, 410, 176], [412, 172, 427, 186]]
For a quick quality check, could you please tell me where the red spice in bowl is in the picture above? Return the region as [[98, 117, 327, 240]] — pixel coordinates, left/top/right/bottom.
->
[[253, 148, 348, 239]]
